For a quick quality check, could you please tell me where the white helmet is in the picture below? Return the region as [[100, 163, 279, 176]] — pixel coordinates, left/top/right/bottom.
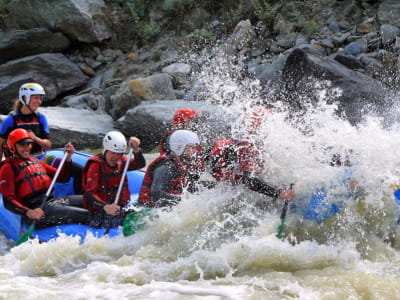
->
[[19, 83, 46, 106], [169, 130, 200, 156], [102, 131, 127, 154]]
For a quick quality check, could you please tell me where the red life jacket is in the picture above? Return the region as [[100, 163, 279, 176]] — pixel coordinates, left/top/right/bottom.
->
[[138, 155, 186, 207], [3, 156, 51, 201], [208, 139, 262, 184], [82, 154, 130, 210]]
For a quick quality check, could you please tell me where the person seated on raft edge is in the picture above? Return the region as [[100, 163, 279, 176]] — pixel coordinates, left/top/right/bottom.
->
[[0, 83, 51, 161], [0, 128, 90, 229], [159, 108, 206, 189], [138, 130, 213, 208], [206, 138, 295, 203], [81, 131, 146, 228]]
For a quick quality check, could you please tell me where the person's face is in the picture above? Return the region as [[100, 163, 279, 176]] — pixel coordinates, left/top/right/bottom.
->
[[105, 150, 123, 167], [181, 144, 199, 161], [28, 95, 43, 111], [15, 142, 32, 159]]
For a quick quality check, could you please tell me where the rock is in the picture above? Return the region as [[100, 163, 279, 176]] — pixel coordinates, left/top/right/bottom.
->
[[378, 0, 400, 27], [0, 107, 116, 149], [6, 0, 112, 43], [117, 100, 235, 152], [380, 24, 400, 45], [333, 32, 351, 45], [334, 54, 363, 70], [79, 63, 96, 77], [64, 90, 106, 112], [162, 63, 192, 75], [0, 28, 71, 64], [282, 48, 388, 125], [0, 53, 89, 114], [129, 73, 176, 101], [276, 32, 297, 49], [228, 20, 256, 52], [345, 42, 362, 56]]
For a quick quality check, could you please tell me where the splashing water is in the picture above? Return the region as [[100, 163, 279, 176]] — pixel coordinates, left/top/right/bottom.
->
[[1, 46, 400, 299]]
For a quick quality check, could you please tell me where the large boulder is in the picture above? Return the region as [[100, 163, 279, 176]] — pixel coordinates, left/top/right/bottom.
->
[[6, 0, 112, 43], [0, 28, 71, 64], [117, 100, 235, 152], [0, 53, 89, 114], [378, 0, 400, 27], [111, 74, 176, 119], [282, 48, 388, 124], [32, 107, 115, 149]]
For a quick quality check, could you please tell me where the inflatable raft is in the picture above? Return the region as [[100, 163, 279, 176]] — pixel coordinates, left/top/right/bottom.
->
[[0, 149, 145, 243]]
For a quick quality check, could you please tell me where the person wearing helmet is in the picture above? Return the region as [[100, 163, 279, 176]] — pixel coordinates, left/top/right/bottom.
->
[[0, 128, 90, 228], [139, 130, 206, 208], [207, 137, 294, 202], [0, 83, 51, 161], [81, 131, 145, 228], [159, 108, 204, 155]]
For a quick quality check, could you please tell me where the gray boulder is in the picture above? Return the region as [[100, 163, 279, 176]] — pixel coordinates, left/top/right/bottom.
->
[[0, 28, 71, 64], [6, 0, 112, 43], [378, 0, 400, 27], [282, 48, 388, 125], [40, 107, 115, 149], [117, 100, 235, 152], [0, 107, 116, 149], [112, 74, 176, 119], [0, 53, 89, 114]]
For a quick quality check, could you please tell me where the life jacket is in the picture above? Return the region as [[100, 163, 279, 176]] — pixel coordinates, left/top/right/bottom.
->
[[82, 154, 130, 210], [208, 139, 262, 184], [138, 155, 186, 207], [159, 130, 174, 156], [3, 110, 45, 157], [2, 156, 51, 201]]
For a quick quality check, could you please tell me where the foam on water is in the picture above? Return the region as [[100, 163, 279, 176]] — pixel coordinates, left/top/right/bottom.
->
[[2, 45, 400, 299]]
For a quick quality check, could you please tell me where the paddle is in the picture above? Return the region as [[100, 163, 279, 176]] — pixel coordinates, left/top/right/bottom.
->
[[15, 151, 69, 246], [123, 207, 154, 237], [276, 184, 294, 239], [104, 146, 134, 235]]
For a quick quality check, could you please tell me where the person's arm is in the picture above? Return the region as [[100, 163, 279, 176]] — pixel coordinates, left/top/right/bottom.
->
[[241, 173, 280, 198], [0, 137, 6, 161], [33, 113, 51, 150], [83, 162, 109, 212], [29, 131, 51, 150], [0, 163, 30, 215], [0, 115, 16, 160], [150, 164, 181, 207], [124, 151, 146, 170]]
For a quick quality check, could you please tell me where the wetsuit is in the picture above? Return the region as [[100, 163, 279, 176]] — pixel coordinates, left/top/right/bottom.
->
[[0, 156, 90, 229], [0, 110, 50, 157]]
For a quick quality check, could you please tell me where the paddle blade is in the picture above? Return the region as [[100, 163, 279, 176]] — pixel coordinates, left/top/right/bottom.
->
[[123, 208, 154, 237], [15, 224, 35, 246]]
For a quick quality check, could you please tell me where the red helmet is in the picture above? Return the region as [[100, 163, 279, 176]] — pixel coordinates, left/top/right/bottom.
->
[[173, 108, 196, 129], [8, 128, 33, 154]]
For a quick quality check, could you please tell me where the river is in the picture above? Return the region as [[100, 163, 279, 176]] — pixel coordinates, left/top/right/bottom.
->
[[1, 51, 400, 300]]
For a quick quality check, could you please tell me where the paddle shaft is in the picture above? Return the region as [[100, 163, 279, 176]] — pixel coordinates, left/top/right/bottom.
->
[[15, 151, 69, 245], [276, 184, 294, 239], [113, 146, 134, 206], [104, 146, 134, 234]]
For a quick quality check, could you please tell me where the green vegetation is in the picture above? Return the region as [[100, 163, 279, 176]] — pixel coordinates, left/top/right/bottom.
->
[[0, 0, 9, 15], [289, 0, 318, 34]]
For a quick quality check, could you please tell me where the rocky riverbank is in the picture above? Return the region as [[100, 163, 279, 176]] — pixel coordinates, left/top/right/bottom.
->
[[1, 0, 400, 150]]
